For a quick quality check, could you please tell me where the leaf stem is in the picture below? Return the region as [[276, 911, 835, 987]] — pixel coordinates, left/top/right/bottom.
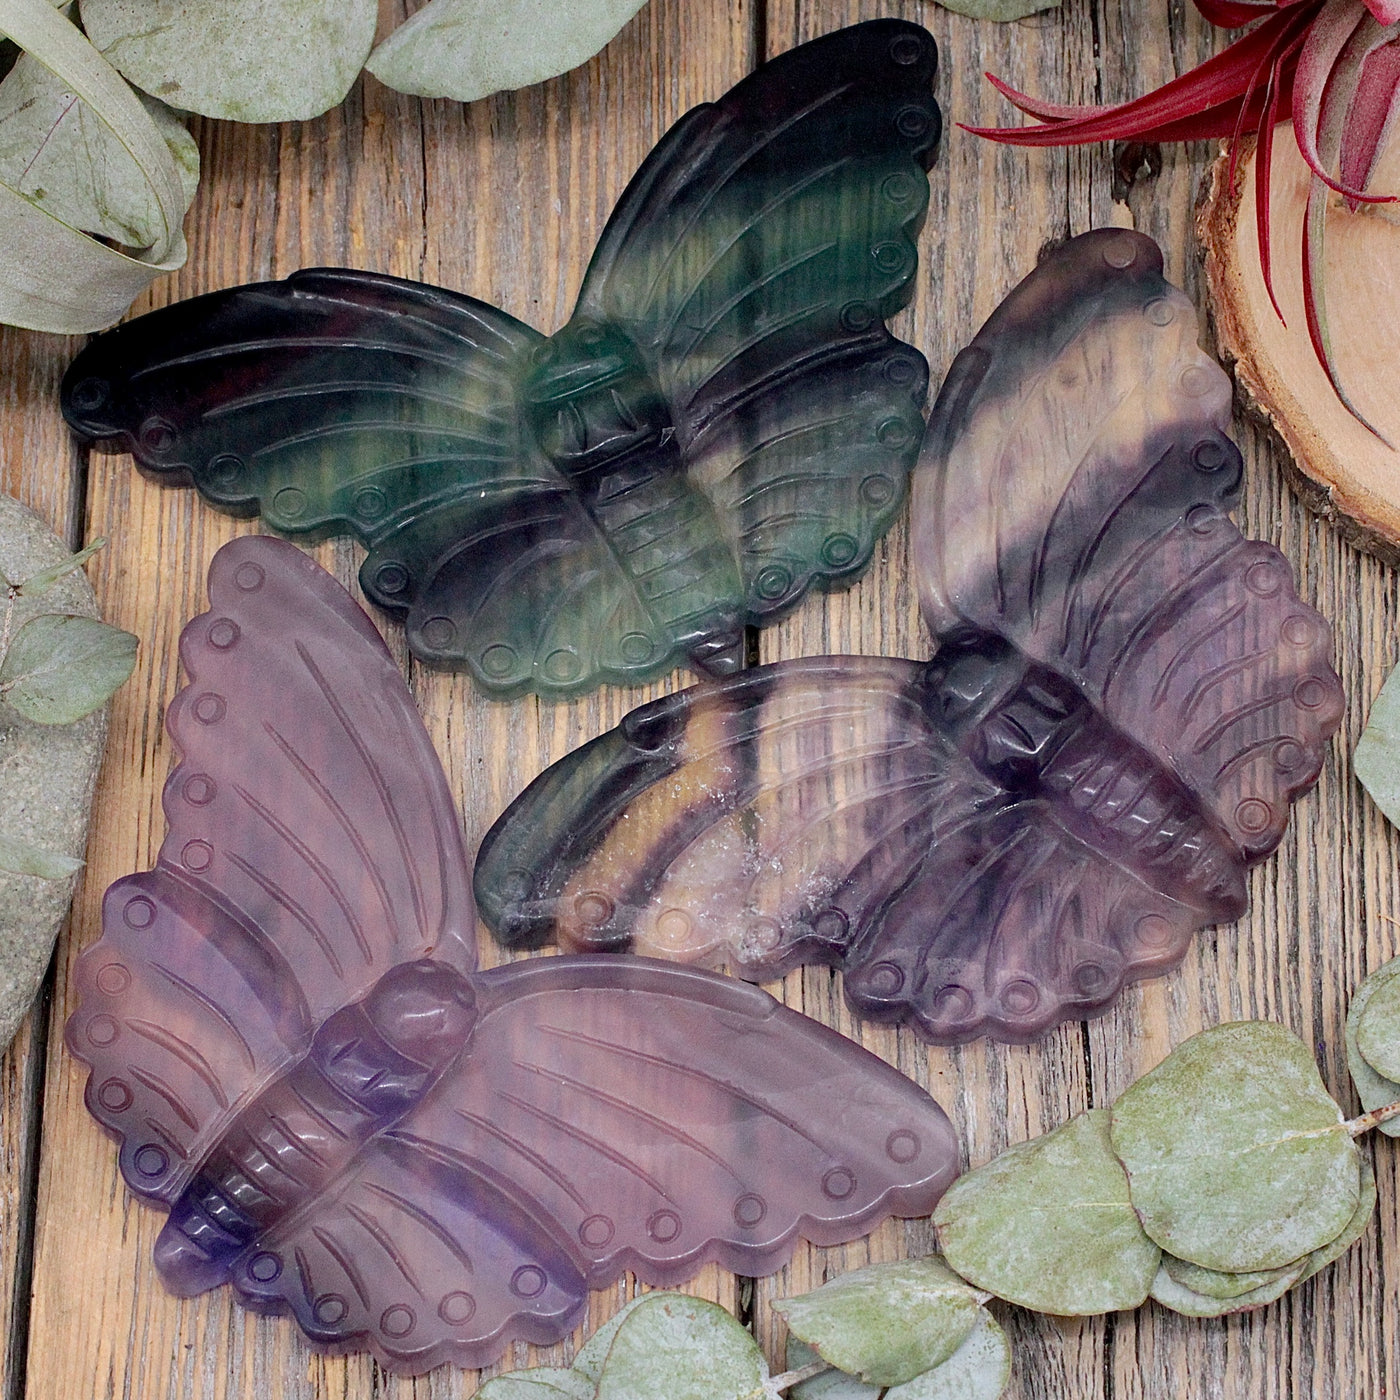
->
[[1346, 1098, 1400, 1135], [769, 1359, 832, 1393]]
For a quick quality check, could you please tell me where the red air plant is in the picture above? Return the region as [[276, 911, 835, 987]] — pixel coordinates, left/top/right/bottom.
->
[[968, 0, 1400, 437]]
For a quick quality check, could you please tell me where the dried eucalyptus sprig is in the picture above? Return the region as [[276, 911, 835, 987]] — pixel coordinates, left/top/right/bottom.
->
[[0, 535, 136, 879]]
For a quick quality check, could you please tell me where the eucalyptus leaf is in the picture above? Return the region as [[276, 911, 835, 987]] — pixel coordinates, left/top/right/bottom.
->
[[593, 1294, 768, 1400], [775, 1257, 981, 1387], [1345, 956, 1400, 1137], [1354, 659, 1400, 827], [366, 0, 648, 102], [936, 0, 1058, 19], [1148, 1257, 1305, 1318], [0, 828, 81, 879], [572, 1294, 654, 1387], [1160, 1255, 1296, 1301], [1109, 1022, 1361, 1273], [0, 50, 195, 248], [886, 1311, 1011, 1400], [475, 1375, 591, 1400], [786, 1340, 880, 1400], [1297, 1157, 1377, 1285], [1355, 958, 1400, 1084], [0, 0, 191, 332], [934, 1109, 1160, 1315], [79, 0, 378, 122], [13, 536, 105, 597], [0, 612, 137, 723]]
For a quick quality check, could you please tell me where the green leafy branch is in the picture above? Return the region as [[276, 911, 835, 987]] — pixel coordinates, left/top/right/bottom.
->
[[0, 535, 136, 879], [472, 957, 1400, 1400]]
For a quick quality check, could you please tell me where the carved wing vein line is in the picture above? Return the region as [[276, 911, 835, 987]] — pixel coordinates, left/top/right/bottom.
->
[[130, 337, 501, 383], [677, 303, 830, 411], [128, 1065, 200, 1133], [288, 1082, 351, 1143], [311, 1224, 372, 1309], [715, 414, 858, 489], [450, 1109, 589, 1211], [1045, 435, 1164, 637], [232, 782, 373, 966], [510, 1061, 744, 1181], [151, 960, 261, 1072], [205, 381, 513, 428], [730, 469, 849, 510], [1151, 595, 1247, 709], [1180, 647, 1279, 727], [127, 1019, 229, 1111], [1191, 685, 1306, 758], [363, 1181, 476, 1274], [223, 851, 346, 980], [534, 1025, 832, 1155], [972, 827, 1060, 992], [633, 83, 853, 322], [296, 641, 429, 942], [1100, 540, 1249, 698], [495, 1089, 676, 1203], [244, 421, 513, 457], [265, 1112, 330, 1171], [345, 1201, 423, 1294], [1213, 736, 1290, 785], [673, 233, 843, 361]]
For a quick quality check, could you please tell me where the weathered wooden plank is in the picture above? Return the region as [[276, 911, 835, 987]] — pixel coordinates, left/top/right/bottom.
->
[[24, 2, 754, 1397], [0, 321, 88, 1400], [752, 3, 1400, 1400]]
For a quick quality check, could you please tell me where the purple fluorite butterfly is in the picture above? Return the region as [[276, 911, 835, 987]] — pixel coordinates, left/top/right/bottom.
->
[[64, 536, 958, 1373], [474, 230, 1345, 1044]]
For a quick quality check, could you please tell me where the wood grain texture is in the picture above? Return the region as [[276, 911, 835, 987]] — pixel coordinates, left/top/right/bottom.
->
[[1, 0, 1397, 1397]]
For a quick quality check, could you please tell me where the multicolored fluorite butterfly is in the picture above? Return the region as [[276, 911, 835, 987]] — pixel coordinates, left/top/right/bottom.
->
[[59, 20, 940, 698], [64, 536, 958, 1372], [474, 230, 1345, 1044]]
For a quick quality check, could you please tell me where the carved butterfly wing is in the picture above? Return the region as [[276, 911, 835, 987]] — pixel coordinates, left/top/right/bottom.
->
[[226, 956, 958, 1371], [66, 875, 313, 1204], [573, 18, 938, 624], [473, 656, 1215, 1042], [65, 535, 476, 1199], [913, 229, 1344, 864], [57, 272, 660, 696], [474, 657, 986, 968]]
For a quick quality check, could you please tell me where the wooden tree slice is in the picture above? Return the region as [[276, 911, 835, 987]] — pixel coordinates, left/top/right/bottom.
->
[[1199, 121, 1400, 564]]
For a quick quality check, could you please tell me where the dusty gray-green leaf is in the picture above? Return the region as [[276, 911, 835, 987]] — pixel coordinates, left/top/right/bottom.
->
[[0, 828, 81, 879], [1109, 1022, 1361, 1273], [0, 612, 137, 723], [14, 536, 104, 597], [79, 0, 377, 122], [1354, 660, 1400, 827], [474, 1373, 591, 1400], [936, 0, 1057, 19], [885, 1311, 1011, 1400], [1298, 1156, 1377, 1284], [1160, 1255, 1296, 1301], [1346, 957, 1400, 1138], [593, 1294, 767, 1400], [934, 1109, 1160, 1315], [365, 0, 648, 102], [786, 1340, 880, 1400], [775, 1257, 981, 1387], [1148, 1257, 1305, 1318], [0, 0, 190, 332], [0, 51, 195, 247], [572, 1294, 654, 1387], [1356, 959, 1400, 1084]]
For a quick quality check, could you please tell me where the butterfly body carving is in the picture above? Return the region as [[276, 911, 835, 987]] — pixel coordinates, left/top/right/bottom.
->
[[66, 536, 958, 1372], [60, 20, 940, 696], [475, 231, 1344, 1043]]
